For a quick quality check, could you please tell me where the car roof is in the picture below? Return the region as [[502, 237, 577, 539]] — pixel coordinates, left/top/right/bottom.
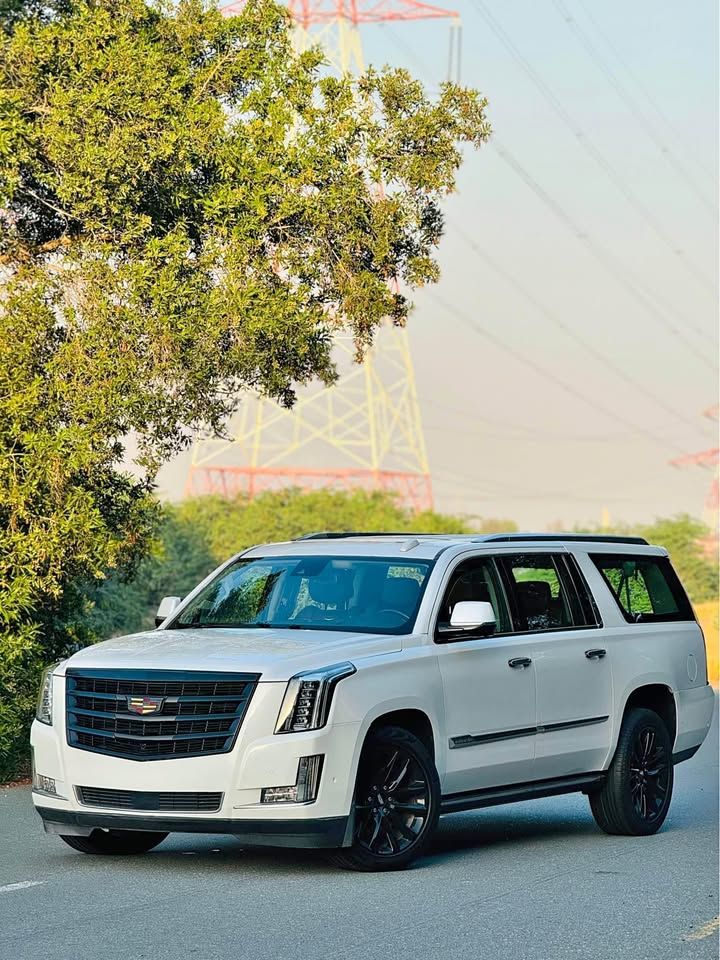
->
[[241, 532, 665, 562]]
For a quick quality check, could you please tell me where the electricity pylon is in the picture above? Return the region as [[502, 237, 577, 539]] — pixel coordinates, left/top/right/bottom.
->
[[669, 405, 719, 553], [186, 0, 459, 511]]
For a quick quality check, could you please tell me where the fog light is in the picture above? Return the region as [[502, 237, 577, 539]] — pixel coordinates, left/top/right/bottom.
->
[[260, 755, 324, 804], [33, 773, 57, 796], [261, 785, 299, 804]]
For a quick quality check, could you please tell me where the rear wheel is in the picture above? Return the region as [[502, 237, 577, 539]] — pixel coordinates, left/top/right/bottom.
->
[[331, 725, 440, 872], [590, 707, 673, 836], [60, 829, 168, 855]]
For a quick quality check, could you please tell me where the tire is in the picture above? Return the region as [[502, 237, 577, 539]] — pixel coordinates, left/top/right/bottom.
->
[[330, 725, 440, 872], [59, 829, 168, 855], [589, 707, 673, 836]]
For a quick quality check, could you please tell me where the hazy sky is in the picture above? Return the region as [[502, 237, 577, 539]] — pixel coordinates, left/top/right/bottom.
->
[[159, 0, 719, 530]]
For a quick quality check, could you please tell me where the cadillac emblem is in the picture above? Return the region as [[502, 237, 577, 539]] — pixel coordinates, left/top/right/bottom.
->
[[127, 696, 164, 716]]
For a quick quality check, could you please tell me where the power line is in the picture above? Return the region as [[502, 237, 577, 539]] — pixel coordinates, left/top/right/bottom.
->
[[494, 139, 717, 368], [380, 16, 715, 445], [381, 15, 716, 352], [469, 0, 716, 291], [576, 0, 717, 184], [434, 470, 658, 507], [425, 400, 639, 442], [553, 0, 717, 216], [447, 218, 715, 437], [425, 288, 690, 457]]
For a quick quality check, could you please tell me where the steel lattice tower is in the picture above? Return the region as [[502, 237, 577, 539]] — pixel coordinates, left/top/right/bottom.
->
[[669, 406, 720, 543], [186, 0, 459, 511]]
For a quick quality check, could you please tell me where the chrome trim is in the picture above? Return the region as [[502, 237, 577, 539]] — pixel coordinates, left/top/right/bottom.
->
[[449, 715, 609, 749]]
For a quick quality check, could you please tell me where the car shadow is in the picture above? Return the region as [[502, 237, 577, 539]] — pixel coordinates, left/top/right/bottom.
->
[[44, 802, 608, 878], [426, 805, 600, 862]]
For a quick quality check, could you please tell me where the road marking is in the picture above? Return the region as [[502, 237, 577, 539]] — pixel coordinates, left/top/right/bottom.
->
[[682, 917, 719, 942], [0, 881, 47, 894]]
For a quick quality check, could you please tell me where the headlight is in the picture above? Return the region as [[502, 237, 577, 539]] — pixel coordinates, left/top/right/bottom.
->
[[35, 664, 58, 726], [275, 662, 355, 734]]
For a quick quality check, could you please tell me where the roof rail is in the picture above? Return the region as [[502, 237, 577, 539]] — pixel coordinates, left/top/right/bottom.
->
[[294, 531, 427, 540], [481, 533, 649, 545]]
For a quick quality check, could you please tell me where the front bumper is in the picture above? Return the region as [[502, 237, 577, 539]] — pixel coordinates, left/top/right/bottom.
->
[[35, 806, 349, 848], [30, 675, 363, 849]]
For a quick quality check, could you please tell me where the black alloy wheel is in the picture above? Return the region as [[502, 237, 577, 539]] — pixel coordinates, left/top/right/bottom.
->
[[629, 724, 671, 824], [330, 725, 440, 871], [590, 707, 674, 836]]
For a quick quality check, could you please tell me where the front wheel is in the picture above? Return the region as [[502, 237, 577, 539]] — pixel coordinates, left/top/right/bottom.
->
[[589, 707, 673, 836], [60, 829, 168, 855], [330, 725, 440, 871]]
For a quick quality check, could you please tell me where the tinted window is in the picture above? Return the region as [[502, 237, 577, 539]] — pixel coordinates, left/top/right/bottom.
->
[[565, 554, 602, 627], [436, 557, 511, 637], [172, 556, 432, 635], [498, 553, 580, 631], [590, 554, 694, 623]]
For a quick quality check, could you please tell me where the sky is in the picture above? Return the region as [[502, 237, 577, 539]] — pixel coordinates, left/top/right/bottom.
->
[[158, 0, 719, 531]]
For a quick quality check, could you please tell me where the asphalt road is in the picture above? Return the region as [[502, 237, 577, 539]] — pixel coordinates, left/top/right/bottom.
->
[[2, 704, 718, 960]]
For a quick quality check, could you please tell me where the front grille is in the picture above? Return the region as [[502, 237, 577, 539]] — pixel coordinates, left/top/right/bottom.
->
[[77, 786, 223, 811], [66, 669, 259, 761]]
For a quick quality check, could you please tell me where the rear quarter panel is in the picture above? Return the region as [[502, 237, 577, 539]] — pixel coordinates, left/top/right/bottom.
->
[[575, 551, 710, 764]]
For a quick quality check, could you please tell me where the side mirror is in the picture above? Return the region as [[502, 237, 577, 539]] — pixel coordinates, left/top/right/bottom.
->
[[449, 600, 497, 632], [155, 596, 182, 628]]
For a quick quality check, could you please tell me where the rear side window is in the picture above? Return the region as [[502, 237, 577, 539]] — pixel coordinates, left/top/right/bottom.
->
[[590, 554, 694, 623], [497, 553, 598, 632]]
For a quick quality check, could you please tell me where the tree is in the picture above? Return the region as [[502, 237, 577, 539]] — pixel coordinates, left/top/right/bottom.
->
[[0, 0, 490, 775], [576, 514, 718, 605], [635, 515, 718, 604]]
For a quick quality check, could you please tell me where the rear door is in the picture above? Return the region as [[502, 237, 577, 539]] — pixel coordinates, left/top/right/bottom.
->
[[497, 551, 612, 780], [434, 554, 537, 795]]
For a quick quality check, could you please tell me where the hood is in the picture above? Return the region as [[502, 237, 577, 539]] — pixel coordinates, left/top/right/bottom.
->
[[60, 626, 402, 681]]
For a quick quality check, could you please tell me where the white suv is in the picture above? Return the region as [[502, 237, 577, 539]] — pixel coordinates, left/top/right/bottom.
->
[[31, 532, 715, 871]]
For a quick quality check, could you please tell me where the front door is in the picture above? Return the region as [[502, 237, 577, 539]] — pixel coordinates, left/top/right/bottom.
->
[[435, 555, 537, 795], [497, 551, 613, 780]]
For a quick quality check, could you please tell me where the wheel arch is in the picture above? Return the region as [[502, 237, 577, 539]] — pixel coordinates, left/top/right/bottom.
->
[[365, 708, 436, 760], [338, 700, 441, 849], [618, 682, 678, 748], [344, 700, 442, 808]]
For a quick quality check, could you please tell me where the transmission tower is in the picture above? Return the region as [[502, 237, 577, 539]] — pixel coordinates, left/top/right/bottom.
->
[[186, 0, 459, 511], [669, 405, 719, 553]]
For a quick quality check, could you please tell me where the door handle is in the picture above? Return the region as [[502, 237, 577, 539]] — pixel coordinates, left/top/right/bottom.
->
[[585, 648, 607, 660], [508, 657, 532, 669]]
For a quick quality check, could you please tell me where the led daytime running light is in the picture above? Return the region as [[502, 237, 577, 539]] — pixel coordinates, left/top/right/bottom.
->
[[275, 663, 355, 734]]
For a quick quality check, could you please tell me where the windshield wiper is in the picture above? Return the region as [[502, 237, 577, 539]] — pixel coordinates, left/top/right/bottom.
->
[[169, 621, 315, 631], [168, 621, 275, 630]]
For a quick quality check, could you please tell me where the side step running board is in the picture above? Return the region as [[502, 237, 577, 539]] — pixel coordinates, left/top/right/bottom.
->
[[440, 773, 605, 814]]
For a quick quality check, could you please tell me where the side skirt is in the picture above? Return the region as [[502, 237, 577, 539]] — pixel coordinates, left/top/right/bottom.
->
[[440, 773, 605, 815]]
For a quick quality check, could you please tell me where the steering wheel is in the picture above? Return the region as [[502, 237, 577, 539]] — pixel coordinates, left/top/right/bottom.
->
[[376, 608, 409, 621]]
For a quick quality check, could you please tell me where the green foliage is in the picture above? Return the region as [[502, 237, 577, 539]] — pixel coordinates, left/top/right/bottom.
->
[[174, 487, 472, 564], [576, 514, 717, 605], [634, 515, 718, 605], [0, 0, 490, 777]]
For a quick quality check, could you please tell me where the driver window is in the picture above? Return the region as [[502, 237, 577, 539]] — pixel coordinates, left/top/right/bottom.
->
[[437, 557, 511, 634]]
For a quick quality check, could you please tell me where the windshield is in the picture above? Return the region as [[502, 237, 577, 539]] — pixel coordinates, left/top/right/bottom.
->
[[170, 555, 433, 634]]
